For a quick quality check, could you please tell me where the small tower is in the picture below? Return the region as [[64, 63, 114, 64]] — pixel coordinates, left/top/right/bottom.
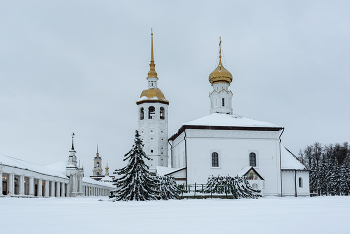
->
[[105, 163, 109, 176], [92, 144, 103, 176], [209, 38, 233, 115], [136, 29, 169, 173], [66, 133, 84, 197]]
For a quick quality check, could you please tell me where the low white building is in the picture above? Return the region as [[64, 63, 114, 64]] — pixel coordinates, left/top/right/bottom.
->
[[0, 140, 114, 198]]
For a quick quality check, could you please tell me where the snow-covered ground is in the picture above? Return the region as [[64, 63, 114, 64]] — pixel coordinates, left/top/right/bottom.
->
[[1, 196, 349, 234]]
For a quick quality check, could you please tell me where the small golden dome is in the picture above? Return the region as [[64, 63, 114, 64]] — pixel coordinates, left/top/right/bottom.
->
[[209, 62, 233, 84], [136, 88, 169, 104], [209, 37, 232, 84]]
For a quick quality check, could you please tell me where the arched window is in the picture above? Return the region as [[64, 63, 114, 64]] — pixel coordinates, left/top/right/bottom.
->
[[299, 177, 303, 188], [148, 106, 155, 119], [212, 152, 219, 167], [140, 107, 144, 120], [160, 107, 165, 119], [252, 183, 258, 189], [222, 98, 225, 107], [249, 152, 256, 167]]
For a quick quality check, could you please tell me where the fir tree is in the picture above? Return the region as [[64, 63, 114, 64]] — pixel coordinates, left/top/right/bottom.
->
[[156, 175, 179, 200], [110, 130, 158, 201], [205, 175, 261, 199]]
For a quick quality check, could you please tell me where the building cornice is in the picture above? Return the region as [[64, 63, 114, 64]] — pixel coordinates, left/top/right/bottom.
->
[[169, 125, 283, 141]]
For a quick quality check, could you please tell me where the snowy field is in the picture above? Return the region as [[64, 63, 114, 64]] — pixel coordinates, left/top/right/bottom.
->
[[1, 196, 350, 234]]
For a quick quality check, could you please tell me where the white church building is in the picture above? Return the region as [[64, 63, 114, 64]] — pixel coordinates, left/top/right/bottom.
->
[[138, 34, 309, 197]]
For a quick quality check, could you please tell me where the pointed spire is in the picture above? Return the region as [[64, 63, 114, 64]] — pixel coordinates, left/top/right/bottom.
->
[[97, 143, 99, 154], [219, 37, 222, 66], [79, 159, 80, 167], [71, 132, 75, 150], [147, 28, 158, 78]]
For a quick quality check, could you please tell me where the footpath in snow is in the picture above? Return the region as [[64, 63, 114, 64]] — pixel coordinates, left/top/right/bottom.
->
[[0, 196, 349, 234]]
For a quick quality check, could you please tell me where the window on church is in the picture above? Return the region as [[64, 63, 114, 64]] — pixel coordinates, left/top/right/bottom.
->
[[249, 152, 256, 167], [149, 106, 155, 119], [299, 177, 303, 188], [222, 98, 225, 107], [97, 162, 99, 168], [160, 107, 165, 119], [212, 152, 219, 167], [140, 107, 144, 120]]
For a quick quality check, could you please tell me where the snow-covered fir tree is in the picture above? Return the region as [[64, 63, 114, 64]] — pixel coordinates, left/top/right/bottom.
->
[[156, 175, 178, 200], [205, 175, 262, 199], [110, 130, 159, 201], [299, 142, 350, 196]]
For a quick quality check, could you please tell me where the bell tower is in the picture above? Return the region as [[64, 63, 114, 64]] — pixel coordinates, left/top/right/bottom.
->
[[209, 38, 233, 115], [136, 30, 169, 173], [92, 144, 103, 176]]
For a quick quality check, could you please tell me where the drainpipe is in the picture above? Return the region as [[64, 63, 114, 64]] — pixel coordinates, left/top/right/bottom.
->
[[168, 139, 173, 168], [294, 169, 297, 197], [184, 130, 188, 186], [279, 128, 284, 197]]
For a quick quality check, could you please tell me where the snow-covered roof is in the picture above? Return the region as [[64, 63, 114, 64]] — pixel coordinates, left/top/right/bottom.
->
[[281, 146, 306, 170], [0, 154, 68, 179], [83, 177, 115, 188], [46, 161, 69, 175], [236, 166, 264, 180], [156, 166, 186, 176], [237, 166, 252, 177], [101, 176, 113, 182], [185, 113, 281, 128]]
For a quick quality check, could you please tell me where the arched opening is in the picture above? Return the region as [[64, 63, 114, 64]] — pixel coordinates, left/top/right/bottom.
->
[[212, 152, 219, 167], [249, 152, 256, 167], [140, 107, 144, 120], [252, 183, 258, 189], [222, 98, 225, 107], [148, 106, 155, 119], [160, 107, 165, 119], [299, 177, 303, 188]]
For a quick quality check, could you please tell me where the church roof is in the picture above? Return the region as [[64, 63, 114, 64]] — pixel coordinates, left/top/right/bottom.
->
[[281, 146, 307, 170], [136, 88, 169, 104], [186, 113, 281, 128], [169, 113, 283, 141]]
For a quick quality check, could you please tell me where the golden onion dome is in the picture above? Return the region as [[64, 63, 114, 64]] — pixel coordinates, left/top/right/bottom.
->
[[136, 88, 169, 104], [209, 37, 233, 84], [209, 60, 233, 84]]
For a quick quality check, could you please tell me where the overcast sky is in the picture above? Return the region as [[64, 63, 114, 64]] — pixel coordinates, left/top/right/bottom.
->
[[1, 1, 349, 175]]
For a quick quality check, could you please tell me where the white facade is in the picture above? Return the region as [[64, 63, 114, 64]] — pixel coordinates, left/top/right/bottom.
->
[[169, 120, 283, 196]]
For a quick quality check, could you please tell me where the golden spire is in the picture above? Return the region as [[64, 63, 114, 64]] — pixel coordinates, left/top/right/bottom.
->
[[219, 37, 222, 66], [208, 37, 233, 84], [147, 28, 158, 78], [105, 163, 109, 171]]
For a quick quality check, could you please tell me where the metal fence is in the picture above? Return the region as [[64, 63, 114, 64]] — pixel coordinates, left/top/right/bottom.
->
[[178, 183, 237, 199]]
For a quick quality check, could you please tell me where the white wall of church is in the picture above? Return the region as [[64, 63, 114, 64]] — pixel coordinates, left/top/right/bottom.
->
[[171, 129, 283, 196], [281, 170, 310, 196]]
